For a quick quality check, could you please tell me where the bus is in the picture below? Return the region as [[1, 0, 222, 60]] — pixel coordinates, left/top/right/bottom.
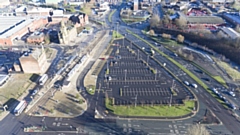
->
[[39, 74, 48, 86], [14, 100, 28, 116]]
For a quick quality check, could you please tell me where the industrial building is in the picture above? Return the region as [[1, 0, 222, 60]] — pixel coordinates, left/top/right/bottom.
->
[[19, 47, 48, 73], [0, 0, 10, 8], [0, 16, 48, 45]]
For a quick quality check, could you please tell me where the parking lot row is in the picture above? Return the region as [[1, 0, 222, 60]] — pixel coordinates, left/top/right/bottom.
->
[[114, 76, 157, 80], [109, 69, 151, 74], [109, 80, 161, 85], [121, 88, 171, 97], [117, 62, 144, 67], [114, 99, 182, 105]]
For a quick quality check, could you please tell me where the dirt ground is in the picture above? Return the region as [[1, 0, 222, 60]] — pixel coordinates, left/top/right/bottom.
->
[[0, 74, 37, 104], [44, 90, 87, 117]]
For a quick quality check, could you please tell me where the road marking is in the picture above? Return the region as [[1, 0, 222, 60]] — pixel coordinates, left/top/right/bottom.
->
[[206, 100, 209, 104]]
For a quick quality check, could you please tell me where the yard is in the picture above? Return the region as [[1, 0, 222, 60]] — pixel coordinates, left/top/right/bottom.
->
[[0, 74, 37, 105], [215, 60, 240, 81], [106, 98, 195, 117]]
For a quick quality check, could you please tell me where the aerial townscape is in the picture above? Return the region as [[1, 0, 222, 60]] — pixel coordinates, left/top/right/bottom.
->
[[1, 0, 240, 134]]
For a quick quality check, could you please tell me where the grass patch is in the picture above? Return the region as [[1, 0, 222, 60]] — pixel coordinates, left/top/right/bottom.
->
[[106, 98, 194, 117], [80, 3, 94, 15], [0, 74, 36, 105], [109, 9, 116, 23], [86, 85, 96, 95], [215, 59, 240, 81], [122, 18, 146, 24], [113, 30, 124, 39], [190, 62, 227, 88], [152, 37, 183, 47]]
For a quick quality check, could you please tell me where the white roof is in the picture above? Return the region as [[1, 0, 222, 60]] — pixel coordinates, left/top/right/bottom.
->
[[0, 16, 35, 38], [0, 74, 8, 85]]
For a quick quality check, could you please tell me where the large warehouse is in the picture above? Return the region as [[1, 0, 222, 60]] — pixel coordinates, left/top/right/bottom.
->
[[0, 16, 48, 45]]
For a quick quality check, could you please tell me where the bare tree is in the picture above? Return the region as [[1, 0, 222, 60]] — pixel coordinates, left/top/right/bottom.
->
[[150, 14, 160, 28], [187, 124, 210, 135], [188, 53, 194, 61], [141, 100, 144, 107], [175, 16, 187, 30], [177, 34, 184, 43], [149, 29, 155, 36], [162, 33, 171, 39]]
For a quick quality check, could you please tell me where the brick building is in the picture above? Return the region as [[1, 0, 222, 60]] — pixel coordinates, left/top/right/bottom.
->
[[19, 47, 48, 73], [134, 0, 139, 11], [0, 17, 48, 46], [69, 13, 89, 27], [26, 31, 45, 44]]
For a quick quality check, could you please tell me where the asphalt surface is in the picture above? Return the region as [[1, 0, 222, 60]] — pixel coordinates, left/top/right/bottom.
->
[[0, 2, 236, 135]]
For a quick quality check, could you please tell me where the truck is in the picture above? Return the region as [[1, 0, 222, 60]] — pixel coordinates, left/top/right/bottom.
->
[[39, 74, 48, 86], [14, 100, 28, 116]]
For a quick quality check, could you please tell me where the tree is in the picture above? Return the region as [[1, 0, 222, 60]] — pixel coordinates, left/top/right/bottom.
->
[[75, 94, 80, 99], [150, 14, 160, 28], [175, 16, 187, 30], [188, 53, 194, 61], [187, 124, 210, 135], [177, 34, 184, 43], [149, 29, 155, 36], [44, 34, 50, 44], [162, 15, 170, 27], [162, 33, 171, 39]]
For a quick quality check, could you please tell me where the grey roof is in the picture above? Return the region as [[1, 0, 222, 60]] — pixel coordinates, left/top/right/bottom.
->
[[221, 27, 240, 39], [223, 13, 240, 25], [187, 16, 225, 24], [0, 16, 34, 38]]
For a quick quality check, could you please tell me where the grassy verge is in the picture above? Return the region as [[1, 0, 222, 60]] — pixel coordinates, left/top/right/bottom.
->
[[113, 30, 124, 39], [152, 37, 183, 47], [215, 59, 240, 81], [126, 29, 229, 108], [122, 18, 146, 24], [106, 98, 194, 117], [109, 9, 116, 23], [191, 62, 227, 88], [86, 85, 96, 95]]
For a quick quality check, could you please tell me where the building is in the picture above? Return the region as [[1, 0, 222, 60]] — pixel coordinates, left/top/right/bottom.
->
[[0, 16, 48, 45], [19, 47, 48, 73], [221, 27, 240, 39], [45, 0, 61, 5], [223, 13, 240, 26], [68, 0, 85, 5], [134, 0, 139, 11], [0, 0, 10, 8], [69, 13, 89, 27], [58, 21, 77, 44], [26, 31, 45, 44]]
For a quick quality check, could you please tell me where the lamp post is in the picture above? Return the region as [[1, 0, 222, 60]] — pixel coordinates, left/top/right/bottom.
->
[[124, 69, 127, 82], [42, 117, 47, 129]]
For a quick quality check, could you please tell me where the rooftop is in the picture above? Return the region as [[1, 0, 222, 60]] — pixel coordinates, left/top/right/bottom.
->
[[187, 16, 225, 24], [20, 48, 44, 60], [223, 13, 240, 25], [0, 16, 35, 38], [221, 27, 240, 39]]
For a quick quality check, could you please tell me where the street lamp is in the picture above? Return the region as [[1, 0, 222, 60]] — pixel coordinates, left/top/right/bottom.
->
[[124, 69, 127, 82], [42, 117, 47, 129]]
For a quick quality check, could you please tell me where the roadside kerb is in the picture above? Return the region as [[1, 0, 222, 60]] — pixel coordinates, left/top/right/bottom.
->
[[127, 29, 230, 109], [108, 9, 116, 23]]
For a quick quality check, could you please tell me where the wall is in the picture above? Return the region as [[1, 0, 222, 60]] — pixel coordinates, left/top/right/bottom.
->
[[19, 56, 41, 73]]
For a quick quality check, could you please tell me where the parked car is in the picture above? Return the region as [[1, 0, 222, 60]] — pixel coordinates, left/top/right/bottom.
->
[[31, 89, 39, 96]]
